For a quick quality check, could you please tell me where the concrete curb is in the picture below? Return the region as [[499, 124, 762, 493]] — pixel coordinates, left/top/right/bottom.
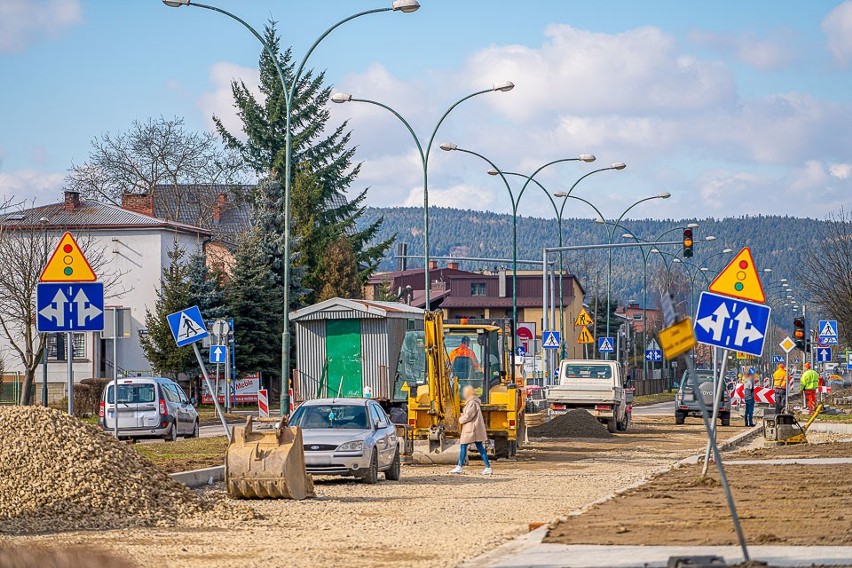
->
[[810, 421, 852, 434], [462, 425, 764, 567], [170, 465, 224, 488]]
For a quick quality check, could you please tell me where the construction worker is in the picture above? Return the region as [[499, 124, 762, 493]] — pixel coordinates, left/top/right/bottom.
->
[[742, 369, 756, 427], [800, 363, 820, 412], [773, 363, 789, 414], [449, 336, 480, 368]]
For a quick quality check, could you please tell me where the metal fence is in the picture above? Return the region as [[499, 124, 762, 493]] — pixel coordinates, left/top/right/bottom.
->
[[0, 372, 22, 405]]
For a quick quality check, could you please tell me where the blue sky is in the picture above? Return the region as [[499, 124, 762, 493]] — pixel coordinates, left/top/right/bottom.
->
[[1, 0, 851, 220]]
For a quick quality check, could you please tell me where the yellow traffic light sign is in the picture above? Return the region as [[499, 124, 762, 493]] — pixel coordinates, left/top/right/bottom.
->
[[574, 308, 594, 327], [40, 232, 97, 282], [577, 327, 594, 344], [708, 247, 765, 303]]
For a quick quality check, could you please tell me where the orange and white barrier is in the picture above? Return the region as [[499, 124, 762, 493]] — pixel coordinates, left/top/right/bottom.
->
[[258, 388, 269, 417]]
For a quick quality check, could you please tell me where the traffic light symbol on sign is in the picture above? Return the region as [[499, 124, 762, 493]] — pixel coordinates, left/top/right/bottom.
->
[[683, 229, 694, 259], [707, 247, 766, 303], [39, 232, 97, 282]]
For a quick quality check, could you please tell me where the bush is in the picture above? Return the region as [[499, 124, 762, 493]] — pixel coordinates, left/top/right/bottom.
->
[[73, 378, 112, 418]]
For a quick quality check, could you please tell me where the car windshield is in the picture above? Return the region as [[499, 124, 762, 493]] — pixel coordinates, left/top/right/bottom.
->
[[289, 404, 369, 430], [105, 383, 156, 404], [679, 372, 713, 391], [563, 364, 612, 379]]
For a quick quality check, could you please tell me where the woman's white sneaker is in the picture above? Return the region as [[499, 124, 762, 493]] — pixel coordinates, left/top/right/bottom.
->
[[450, 466, 463, 474], [482, 467, 493, 475]]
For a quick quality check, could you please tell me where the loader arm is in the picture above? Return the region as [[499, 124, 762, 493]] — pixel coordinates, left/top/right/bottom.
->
[[423, 311, 460, 433]]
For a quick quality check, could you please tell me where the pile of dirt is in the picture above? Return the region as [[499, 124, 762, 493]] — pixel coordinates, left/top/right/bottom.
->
[[0, 406, 212, 534], [529, 409, 613, 439]]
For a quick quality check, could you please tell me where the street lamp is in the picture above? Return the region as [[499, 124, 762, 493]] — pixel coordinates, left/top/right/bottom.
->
[[165, 0, 419, 416], [39, 216, 49, 406], [334, 83, 513, 309]]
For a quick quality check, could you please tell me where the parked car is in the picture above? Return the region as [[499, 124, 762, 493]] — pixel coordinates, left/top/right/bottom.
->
[[288, 398, 400, 484], [675, 370, 730, 426], [98, 377, 199, 441]]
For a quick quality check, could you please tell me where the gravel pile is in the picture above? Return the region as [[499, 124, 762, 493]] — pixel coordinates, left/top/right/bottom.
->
[[0, 406, 206, 534], [529, 409, 613, 439]]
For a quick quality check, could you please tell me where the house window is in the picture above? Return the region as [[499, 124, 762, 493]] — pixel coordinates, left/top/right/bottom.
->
[[632, 314, 643, 321], [46, 333, 86, 361], [471, 283, 487, 296]]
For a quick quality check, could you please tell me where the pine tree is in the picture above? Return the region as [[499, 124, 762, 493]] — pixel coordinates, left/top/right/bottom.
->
[[214, 22, 392, 307], [140, 242, 196, 377], [227, 229, 284, 384]]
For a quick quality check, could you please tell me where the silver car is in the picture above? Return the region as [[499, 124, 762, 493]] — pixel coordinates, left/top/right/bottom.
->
[[98, 377, 199, 441], [289, 398, 400, 484]]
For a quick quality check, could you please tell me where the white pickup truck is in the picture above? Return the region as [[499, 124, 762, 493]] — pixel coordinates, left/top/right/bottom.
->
[[545, 360, 633, 433]]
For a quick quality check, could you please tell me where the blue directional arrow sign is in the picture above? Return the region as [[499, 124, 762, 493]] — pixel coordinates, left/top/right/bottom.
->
[[848, 352, 852, 371], [693, 291, 771, 357], [645, 349, 663, 362], [818, 320, 838, 345], [542, 331, 560, 350], [598, 336, 615, 353], [167, 306, 209, 347], [816, 347, 833, 363], [773, 355, 784, 364], [209, 345, 228, 364], [36, 282, 104, 332], [516, 345, 527, 357]]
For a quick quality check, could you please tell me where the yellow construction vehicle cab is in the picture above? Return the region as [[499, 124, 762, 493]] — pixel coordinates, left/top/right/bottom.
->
[[401, 313, 524, 460]]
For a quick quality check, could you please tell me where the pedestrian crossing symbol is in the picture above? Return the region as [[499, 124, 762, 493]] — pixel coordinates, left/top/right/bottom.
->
[[542, 331, 560, 349], [577, 327, 594, 344], [574, 309, 594, 327], [818, 320, 838, 344], [598, 336, 614, 353], [167, 305, 209, 347]]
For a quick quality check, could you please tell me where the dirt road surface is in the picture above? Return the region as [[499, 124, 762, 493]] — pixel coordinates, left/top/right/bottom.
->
[[1, 417, 745, 568]]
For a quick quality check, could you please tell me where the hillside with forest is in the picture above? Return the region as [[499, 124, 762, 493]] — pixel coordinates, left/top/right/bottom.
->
[[358, 206, 822, 309]]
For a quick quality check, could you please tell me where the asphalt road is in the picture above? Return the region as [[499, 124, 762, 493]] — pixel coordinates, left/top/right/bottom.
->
[[632, 400, 674, 416]]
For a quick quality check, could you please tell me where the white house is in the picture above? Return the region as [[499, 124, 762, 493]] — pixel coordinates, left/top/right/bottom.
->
[[0, 191, 211, 401]]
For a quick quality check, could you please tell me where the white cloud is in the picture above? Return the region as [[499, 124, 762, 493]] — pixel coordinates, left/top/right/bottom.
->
[[0, 0, 81, 53], [402, 183, 497, 211], [823, 1, 852, 66], [829, 163, 852, 179], [197, 62, 261, 135], [0, 169, 65, 204], [688, 29, 796, 70]]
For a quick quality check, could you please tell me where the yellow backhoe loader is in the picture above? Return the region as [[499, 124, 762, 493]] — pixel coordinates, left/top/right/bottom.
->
[[225, 416, 315, 499]]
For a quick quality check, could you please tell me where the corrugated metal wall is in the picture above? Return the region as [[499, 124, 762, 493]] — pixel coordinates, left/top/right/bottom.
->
[[360, 318, 390, 399], [296, 320, 326, 401]]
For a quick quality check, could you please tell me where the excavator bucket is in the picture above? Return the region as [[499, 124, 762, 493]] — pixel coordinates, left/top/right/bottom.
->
[[225, 416, 315, 500]]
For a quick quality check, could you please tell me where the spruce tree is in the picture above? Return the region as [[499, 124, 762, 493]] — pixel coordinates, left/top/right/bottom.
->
[[214, 22, 392, 307], [317, 236, 361, 301], [187, 251, 227, 320]]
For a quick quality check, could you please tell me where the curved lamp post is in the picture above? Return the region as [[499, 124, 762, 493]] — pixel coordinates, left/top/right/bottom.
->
[[330, 81, 514, 308], [439, 143, 599, 352], [163, 0, 420, 415]]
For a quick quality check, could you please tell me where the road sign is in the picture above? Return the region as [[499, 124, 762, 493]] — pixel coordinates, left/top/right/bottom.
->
[[779, 336, 796, 353], [39, 232, 97, 282], [818, 320, 838, 345], [645, 349, 663, 362], [773, 355, 784, 364], [36, 282, 104, 332], [517, 322, 535, 354], [209, 345, 228, 364], [848, 352, 852, 371], [577, 327, 594, 344], [816, 347, 833, 364], [693, 291, 770, 357], [574, 309, 594, 327], [736, 351, 752, 360], [708, 247, 766, 303], [598, 336, 614, 353], [516, 345, 527, 357], [657, 318, 696, 360], [542, 331, 560, 349], [167, 306, 209, 347]]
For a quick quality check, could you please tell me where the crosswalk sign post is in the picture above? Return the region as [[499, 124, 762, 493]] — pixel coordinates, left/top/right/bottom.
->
[[543, 331, 560, 350], [167, 306, 231, 441], [598, 336, 614, 353]]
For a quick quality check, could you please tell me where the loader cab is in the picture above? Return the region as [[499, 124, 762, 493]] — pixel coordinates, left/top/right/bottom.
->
[[444, 325, 502, 404]]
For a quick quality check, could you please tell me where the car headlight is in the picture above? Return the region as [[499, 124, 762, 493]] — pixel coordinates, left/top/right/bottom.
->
[[336, 440, 364, 453]]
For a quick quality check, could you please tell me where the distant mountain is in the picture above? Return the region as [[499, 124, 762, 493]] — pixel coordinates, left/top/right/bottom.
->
[[357, 206, 820, 309]]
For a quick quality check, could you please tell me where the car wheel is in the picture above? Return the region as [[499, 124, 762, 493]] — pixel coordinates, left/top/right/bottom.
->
[[617, 413, 630, 432], [164, 423, 177, 442], [675, 412, 685, 425], [361, 450, 379, 485], [607, 417, 618, 433], [720, 414, 731, 427], [189, 420, 199, 438], [385, 449, 401, 481]]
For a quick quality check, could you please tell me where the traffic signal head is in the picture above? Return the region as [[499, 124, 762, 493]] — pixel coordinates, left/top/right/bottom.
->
[[793, 317, 805, 349], [683, 229, 694, 259]]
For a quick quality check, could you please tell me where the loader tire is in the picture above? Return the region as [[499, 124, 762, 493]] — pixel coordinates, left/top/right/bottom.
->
[[494, 437, 509, 459]]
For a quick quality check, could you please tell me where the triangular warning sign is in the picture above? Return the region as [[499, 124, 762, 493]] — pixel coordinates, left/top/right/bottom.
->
[[574, 309, 594, 327], [40, 232, 97, 282], [577, 327, 594, 344], [543, 332, 560, 348], [708, 247, 765, 303]]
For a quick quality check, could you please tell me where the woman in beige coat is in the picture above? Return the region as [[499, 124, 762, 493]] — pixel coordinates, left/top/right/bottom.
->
[[451, 385, 493, 475]]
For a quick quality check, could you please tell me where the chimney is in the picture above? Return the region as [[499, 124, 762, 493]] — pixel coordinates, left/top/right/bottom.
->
[[447, 261, 459, 270], [64, 190, 81, 211], [428, 261, 438, 270], [121, 192, 154, 216], [213, 193, 227, 224]]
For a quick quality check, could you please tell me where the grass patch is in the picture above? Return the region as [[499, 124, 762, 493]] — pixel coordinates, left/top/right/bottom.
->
[[134, 436, 228, 474], [195, 406, 250, 426], [632, 391, 676, 406]]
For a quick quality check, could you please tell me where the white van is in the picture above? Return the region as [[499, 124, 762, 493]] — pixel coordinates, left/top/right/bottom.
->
[[98, 377, 199, 441]]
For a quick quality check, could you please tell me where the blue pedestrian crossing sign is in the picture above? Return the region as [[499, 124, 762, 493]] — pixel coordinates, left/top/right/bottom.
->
[[167, 306, 209, 347], [598, 336, 614, 353], [209, 344, 228, 364], [818, 320, 838, 345], [816, 347, 833, 364], [645, 349, 662, 362], [773, 355, 784, 364], [848, 352, 852, 371], [36, 282, 104, 332], [694, 291, 770, 357], [542, 331, 560, 350]]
